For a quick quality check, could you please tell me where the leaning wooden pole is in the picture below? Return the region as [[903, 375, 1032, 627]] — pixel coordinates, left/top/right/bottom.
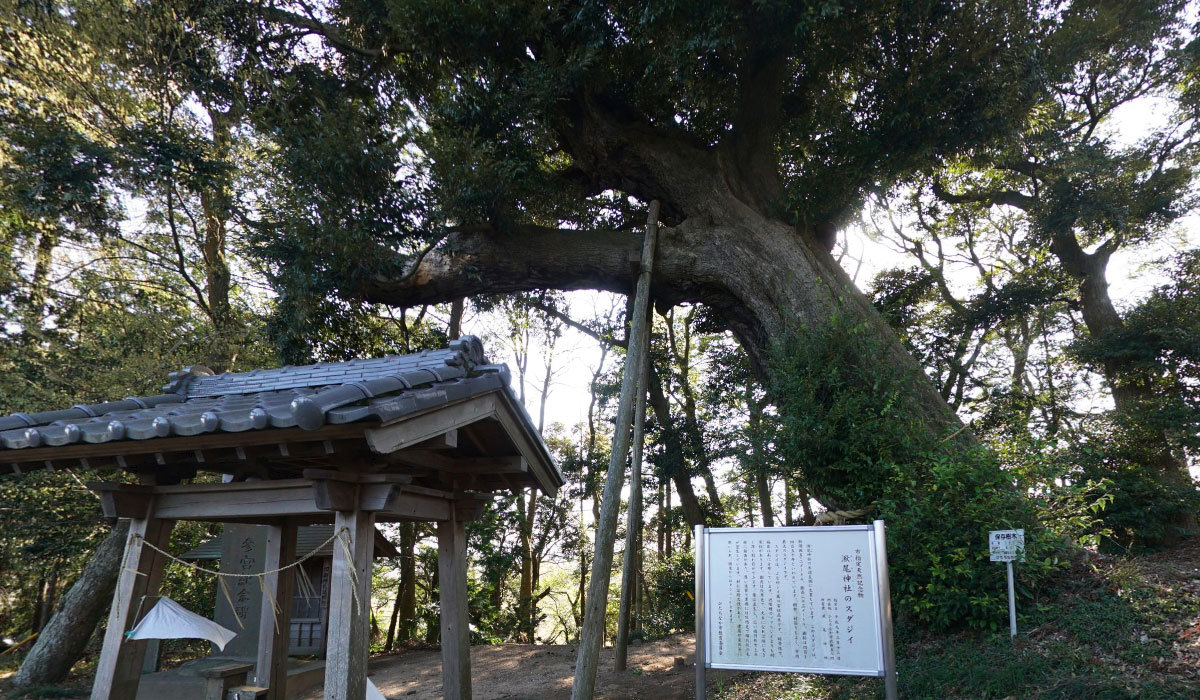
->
[[614, 300, 651, 671], [572, 201, 659, 699]]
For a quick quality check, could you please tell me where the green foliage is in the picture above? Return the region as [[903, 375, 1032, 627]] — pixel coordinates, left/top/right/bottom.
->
[[771, 315, 1060, 629], [1060, 422, 1200, 552], [640, 551, 695, 638]]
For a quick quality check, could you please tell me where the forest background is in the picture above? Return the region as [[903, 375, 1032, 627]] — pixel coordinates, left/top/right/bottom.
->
[[0, 0, 1199, 690]]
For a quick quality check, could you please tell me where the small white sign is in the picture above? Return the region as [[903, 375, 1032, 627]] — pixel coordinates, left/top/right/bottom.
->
[[989, 529, 1025, 562]]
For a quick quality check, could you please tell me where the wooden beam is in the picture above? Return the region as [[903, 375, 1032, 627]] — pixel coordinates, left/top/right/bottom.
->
[[254, 522, 297, 700], [573, 200, 658, 700], [438, 511, 472, 700], [387, 451, 528, 475], [90, 515, 175, 700], [91, 483, 154, 519], [0, 423, 368, 465], [490, 399, 559, 497], [365, 395, 497, 454], [153, 480, 318, 521], [90, 478, 457, 524], [410, 429, 458, 450], [324, 508, 375, 700]]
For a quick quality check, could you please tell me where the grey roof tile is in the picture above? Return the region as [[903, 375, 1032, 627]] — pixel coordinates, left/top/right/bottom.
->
[[0, 336, 504, 452]]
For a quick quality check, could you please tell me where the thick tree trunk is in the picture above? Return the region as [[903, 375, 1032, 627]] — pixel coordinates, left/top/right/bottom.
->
[[748, 395, 774, 527], [362, 208, 961, 443], [384, 523, 417, 651], [13, 521, 129, 688], [1051, 234, 1197, 517], [517, 490, 536, 643]]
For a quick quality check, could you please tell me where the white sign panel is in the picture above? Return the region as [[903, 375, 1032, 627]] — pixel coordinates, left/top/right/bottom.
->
[[989, 529, 1025, 562], [700, 525, 885, 676]]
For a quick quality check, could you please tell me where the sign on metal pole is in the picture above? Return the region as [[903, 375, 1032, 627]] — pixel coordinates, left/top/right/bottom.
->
[[988, 529, 1025, 563], [694, 521, 897, 700], [989, 529, 1024, 638]]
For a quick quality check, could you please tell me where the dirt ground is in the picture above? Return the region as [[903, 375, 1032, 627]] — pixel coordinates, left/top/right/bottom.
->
[[299, 633, 726, 700]]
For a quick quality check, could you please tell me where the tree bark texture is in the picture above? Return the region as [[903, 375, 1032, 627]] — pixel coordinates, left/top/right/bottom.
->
[[1050, 232, 1195, 494], [363, 200, 960, 443], [14, 521, 130, 688]]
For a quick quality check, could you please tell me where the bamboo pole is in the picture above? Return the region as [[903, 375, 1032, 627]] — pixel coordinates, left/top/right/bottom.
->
[[614, 297, 652, 671], [572, 201, 659, 699]]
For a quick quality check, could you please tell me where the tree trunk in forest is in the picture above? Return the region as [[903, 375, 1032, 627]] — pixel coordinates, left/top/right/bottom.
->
[[517, 490, 536, 644], [448, 298, 464, 339], [24, 230, 57, 334], [13, 521, 129, 688], [398, 523, 416, 640], [646, 368, 706, 527], [424, 562, 440, 645], [748, 395, 774, 527], [666, 309, 726, 520], [31, 573, 45, 634], [664, 480, 673, 557], [197, 104, 244, 373], [384, 523, 417, 651], [1049, 232, 1197, 536]]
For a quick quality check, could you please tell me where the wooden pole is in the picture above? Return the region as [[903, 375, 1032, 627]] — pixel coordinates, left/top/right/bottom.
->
[[439, 507, 472, 700], [90, 514, 174, 700], [572, 201, 659, 699], [614, 298, 652, 670], [254, 522, 297, 699], [324, 508, 376, 700]]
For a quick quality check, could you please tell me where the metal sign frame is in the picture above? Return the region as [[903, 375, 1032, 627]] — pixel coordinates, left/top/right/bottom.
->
[[694, 520, 898, 700]]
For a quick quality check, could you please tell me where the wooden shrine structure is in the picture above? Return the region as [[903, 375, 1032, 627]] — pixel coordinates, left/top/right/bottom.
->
[[0, 337, 562, 700]]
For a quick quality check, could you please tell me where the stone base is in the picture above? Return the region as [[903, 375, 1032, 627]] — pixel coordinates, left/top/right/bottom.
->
[[135, 657, 324, 700]]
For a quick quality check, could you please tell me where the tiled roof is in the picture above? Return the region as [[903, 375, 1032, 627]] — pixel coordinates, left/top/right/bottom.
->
[[0, 337, 510, 451]]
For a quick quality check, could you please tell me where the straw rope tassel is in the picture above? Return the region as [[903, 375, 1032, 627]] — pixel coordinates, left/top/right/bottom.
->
[[296, 561, 318, 602], [336, 527, 362, 616], [218, 577, 245, 629], [257, 573, 280, 634]]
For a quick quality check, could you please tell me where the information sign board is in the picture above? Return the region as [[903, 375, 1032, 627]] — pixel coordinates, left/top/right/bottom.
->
[[695, 522, 895, 692], [989, 529, 1025, 562]]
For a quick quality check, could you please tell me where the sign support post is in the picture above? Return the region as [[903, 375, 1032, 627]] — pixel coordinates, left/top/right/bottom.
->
[[694, 524, 706, 700], [1006, 561, 1017, 638], [873, 521, 899, 700], [989, 529, 1024, 640]]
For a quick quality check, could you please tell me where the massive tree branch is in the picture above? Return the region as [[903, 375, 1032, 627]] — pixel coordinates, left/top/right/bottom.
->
[[932, 178, 1036, 211], [719, 50, 789, 211], [358, 220, 771, 378], [258, 5, 384, 58]]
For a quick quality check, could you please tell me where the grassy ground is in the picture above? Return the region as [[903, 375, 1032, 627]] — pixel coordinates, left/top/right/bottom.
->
[[713, 540, 1200, 700]]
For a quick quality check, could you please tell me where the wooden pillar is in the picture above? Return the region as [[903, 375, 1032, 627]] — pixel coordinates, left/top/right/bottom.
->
[[438, 508, 471, 700], [90, 514, 174, 700], [254, 522, 297, 699], [324, 509, 376, 700]]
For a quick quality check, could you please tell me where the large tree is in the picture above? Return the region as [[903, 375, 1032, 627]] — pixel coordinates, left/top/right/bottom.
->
[[237, 0, 1048, 437]]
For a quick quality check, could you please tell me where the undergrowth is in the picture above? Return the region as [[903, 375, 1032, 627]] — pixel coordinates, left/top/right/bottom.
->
[[712, 542, 1200, 699]]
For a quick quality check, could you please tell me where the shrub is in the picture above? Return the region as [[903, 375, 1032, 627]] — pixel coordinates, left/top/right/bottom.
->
[[771, 316, 1062, 629], [641, 550, 695, 637]]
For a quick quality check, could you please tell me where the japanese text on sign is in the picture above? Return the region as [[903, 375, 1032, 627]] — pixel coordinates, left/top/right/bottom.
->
[[702, 526, 885, 676], [989, 529, 1025, 562]]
